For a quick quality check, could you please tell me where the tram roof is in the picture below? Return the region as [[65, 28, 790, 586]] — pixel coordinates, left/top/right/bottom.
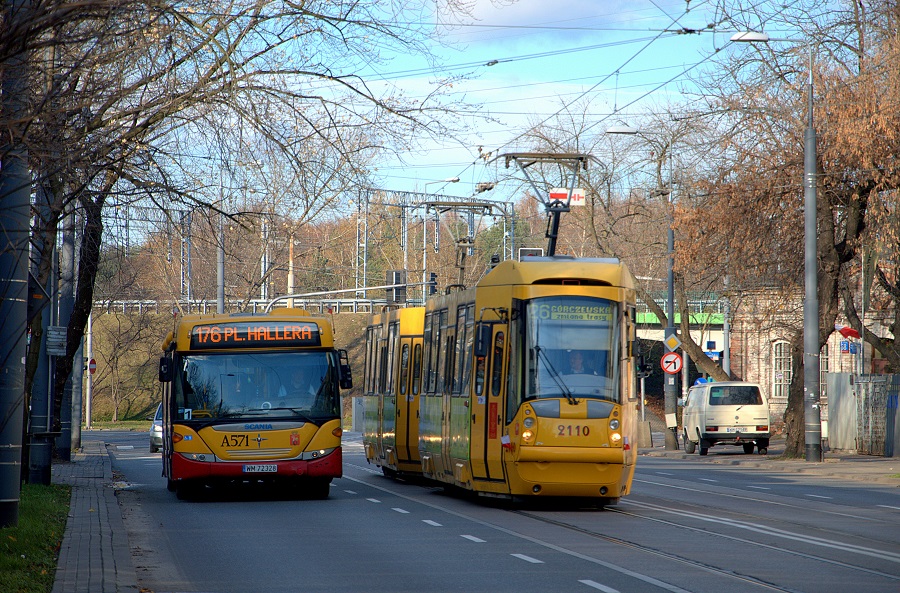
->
[[478, 257, 635, 289]]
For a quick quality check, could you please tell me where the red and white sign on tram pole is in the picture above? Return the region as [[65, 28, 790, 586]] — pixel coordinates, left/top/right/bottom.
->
[[661, 351, 683, 375], [88, 358, 97, 375], [549, 188, 586, 206]]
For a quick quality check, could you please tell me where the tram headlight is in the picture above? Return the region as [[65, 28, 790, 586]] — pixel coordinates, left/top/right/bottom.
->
[[523, 417, 535, 429], [609, 419, 620, 430]]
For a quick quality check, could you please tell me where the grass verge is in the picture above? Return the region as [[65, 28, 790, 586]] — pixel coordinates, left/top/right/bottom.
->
[[0, 483, 71, 593]]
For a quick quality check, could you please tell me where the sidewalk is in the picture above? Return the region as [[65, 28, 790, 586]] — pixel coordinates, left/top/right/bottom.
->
[[50, 438, 138, 593]]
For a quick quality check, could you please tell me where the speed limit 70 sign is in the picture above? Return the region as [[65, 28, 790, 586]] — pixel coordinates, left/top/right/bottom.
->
[[661, 352, 683, 375]]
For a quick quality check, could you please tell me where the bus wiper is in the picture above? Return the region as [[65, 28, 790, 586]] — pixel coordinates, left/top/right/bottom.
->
[[269, 407, 318, 424], [534, 346, 578, 405]]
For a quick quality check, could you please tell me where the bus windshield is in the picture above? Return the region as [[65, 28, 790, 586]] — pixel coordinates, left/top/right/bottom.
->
[[172, 351, 340, 421], [523, 296, 620, 402]]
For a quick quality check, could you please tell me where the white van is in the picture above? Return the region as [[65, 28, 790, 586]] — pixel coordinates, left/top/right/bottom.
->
[[681, 381, 770, 455]]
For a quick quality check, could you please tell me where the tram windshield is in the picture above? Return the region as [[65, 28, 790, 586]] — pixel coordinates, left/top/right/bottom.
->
[[172, 351, 340, 421], [523, 296, 620, 403]]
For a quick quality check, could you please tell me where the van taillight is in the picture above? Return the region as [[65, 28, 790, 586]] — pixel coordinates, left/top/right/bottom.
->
[[707, 426, 719, 432], [757, 425, 768, 432]]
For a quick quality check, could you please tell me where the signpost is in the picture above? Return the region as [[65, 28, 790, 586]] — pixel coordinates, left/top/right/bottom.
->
[[661, 351, 683, 375]]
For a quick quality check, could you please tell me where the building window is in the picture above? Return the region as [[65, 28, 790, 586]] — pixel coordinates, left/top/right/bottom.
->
[[773, 341, 792, 404]]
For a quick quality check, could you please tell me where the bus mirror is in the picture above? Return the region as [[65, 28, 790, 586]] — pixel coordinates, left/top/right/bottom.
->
[[158, 357, 173, 382], [474, 324, 491, 357], [338, 349, 353, 390]]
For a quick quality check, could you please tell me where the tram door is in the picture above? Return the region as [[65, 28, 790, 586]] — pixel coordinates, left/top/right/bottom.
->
[[395, 335, 416, 464], [381, 321, 398, 460], [438, 311, 456, 476], [470, 323, 506, 481]]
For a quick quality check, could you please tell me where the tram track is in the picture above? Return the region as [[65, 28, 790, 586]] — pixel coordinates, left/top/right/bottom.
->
[[514, 501, 900, 588]]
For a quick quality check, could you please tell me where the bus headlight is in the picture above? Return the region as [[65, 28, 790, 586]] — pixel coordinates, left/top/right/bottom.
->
[[609, 419, 620, 430], [523, 417, 535, 428], [522, 429, 534, 442], [610, 432, 622, 444]]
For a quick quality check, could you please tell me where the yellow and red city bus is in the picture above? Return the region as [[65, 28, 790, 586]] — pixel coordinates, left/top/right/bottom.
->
[[365, 256, 643, 505], [158, 308, 352, 500], [362, 307, 424, 475]]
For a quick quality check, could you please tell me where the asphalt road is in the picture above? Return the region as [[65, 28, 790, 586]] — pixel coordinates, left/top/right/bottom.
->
[[106, 430, 900, 593]]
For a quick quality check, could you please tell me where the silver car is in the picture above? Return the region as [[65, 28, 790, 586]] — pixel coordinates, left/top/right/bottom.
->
[[149, 403, 163, 453]]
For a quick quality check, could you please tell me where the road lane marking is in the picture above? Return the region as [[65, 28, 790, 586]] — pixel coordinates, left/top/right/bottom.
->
[[877, 505, 900, 510], [461, 535, 486, 543], [366, 498, 381, 503], [579, 580, 620, 592], [805, 494, 832, 499], [698, 478, 718, 482], [343, 474, 694, 593], [392, 508, 410, 514], [511, 553, 543, 564], [423, 519, 442, 526], [344, 490, 357, 494], [656, 472, 674, 476], [747, 486, 771, 490]]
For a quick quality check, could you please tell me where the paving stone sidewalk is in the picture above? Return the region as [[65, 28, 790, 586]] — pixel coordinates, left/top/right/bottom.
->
[[51, 438, 139, 593]]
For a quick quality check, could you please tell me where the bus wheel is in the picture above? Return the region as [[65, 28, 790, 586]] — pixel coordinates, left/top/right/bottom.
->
[[306, 479, 331, 500], [166, 479, 176, 492], [176, 480, 202, 501]]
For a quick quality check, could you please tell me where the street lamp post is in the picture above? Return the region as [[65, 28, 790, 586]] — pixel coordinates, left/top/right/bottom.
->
[[607, 127, 679, 450], [731, 32, 822, 462]]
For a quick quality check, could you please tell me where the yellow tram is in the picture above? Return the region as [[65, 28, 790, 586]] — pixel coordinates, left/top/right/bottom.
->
[[364, 256, 641, 505], [362, 307, 424, 475]]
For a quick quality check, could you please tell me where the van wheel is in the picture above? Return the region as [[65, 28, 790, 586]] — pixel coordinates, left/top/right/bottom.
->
[[699, 440, 709, 456], [683, 431, 696, 454], [743, 443, 755, 454], [758, 447, 768, 455]]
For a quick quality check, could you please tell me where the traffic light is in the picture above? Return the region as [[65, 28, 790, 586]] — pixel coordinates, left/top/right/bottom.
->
[[428, 272, 437, 295]]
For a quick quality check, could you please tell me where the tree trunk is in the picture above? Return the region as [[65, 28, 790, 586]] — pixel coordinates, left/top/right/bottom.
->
[[52, 193, 104, 435], [783, 342, 806, 458]]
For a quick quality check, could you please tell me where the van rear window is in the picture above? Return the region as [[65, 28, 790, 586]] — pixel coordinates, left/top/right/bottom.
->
[[709, 385, 762, 406]]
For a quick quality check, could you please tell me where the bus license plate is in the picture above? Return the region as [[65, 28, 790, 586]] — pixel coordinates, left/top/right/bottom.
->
[[243, 464, 277, 473]]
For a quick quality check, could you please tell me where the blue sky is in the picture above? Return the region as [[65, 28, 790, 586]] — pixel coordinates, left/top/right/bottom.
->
[[367, 0, 747, 199]]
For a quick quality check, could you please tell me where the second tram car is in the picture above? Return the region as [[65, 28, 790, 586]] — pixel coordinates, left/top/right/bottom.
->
[[364, 256, 641, 504]]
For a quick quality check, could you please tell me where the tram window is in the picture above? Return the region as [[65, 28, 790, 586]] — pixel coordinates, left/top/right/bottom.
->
[[412, 344, 422, 395], [423, 313, 434, 392], [435, 310, 448, 393], [491, 332, 505, 396], [474, 356, 486, 396], [460, 305, 474, 396], [386, 322, 397, 393], [453, 306, 467, 394], [399, 343, 409, 396]]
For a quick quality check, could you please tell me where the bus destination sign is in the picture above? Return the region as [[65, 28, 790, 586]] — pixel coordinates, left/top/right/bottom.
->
[[190, 322, 321, 349]]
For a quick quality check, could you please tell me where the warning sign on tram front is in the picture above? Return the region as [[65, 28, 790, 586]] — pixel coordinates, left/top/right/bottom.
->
[[661, 352, 683, 375]]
